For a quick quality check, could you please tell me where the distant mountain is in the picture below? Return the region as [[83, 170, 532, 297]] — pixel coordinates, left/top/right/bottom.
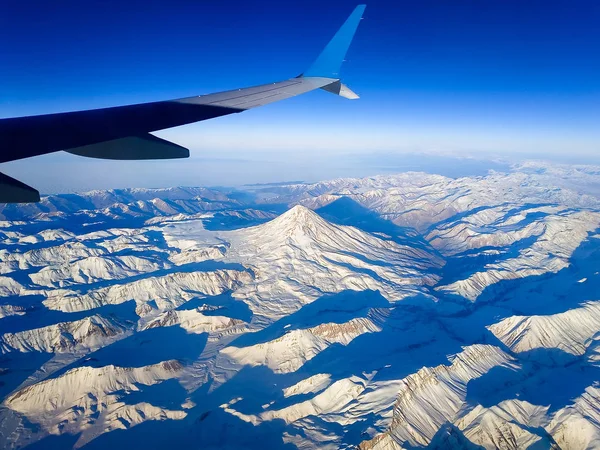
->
[[1, 160, 600, 449]]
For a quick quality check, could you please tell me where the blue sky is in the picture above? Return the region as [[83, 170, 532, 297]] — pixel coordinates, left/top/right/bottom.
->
[[1, 0, 600, 192]]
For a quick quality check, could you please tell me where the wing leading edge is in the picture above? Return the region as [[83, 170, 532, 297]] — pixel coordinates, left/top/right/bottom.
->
[[0, 5, 366, 203]]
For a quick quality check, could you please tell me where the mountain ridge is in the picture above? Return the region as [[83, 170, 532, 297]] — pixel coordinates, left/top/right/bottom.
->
[[1, 163, 600, 449]]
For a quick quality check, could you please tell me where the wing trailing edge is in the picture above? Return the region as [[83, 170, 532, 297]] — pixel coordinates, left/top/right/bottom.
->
[[67, 134, 190, 160]]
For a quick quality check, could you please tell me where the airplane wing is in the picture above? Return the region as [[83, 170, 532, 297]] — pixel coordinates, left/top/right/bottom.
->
[[0, 5, 366, 203]]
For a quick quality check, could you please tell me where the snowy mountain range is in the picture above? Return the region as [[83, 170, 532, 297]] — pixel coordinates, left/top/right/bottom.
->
[[1, 160, 600, 449]]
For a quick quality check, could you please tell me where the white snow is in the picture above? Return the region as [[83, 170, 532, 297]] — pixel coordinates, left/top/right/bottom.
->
[[0, 315, 128, 354], [488, 301, 600, 355], [222, 317, 381, 374], [2, 163, 600, 449], [6, 360, 186, 447], [282, 374, 332, 398]]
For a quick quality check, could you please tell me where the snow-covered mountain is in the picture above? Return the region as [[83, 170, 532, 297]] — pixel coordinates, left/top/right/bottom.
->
[[0, 315, 129, 354], [163, 205, 442, 322], [1, 160, 600, 449], [5, 360, 186, 448]]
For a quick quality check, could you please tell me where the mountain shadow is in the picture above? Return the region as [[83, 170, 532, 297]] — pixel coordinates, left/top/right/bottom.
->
[[316, 196, 434, 251], [0, 352, 53, 402], [230, 289, 390, 348], [83, 405, 295, 450], [176, 291, 253, 323], [0, 300, 137, 335], [51, 326, 208, 376], [425, 422, 485, 449], [466, 349, 600, 413]]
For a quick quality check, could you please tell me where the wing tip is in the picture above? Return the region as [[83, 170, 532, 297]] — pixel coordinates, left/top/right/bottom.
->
[[0, 172, 40, 203], [320, 80, 360, 100]]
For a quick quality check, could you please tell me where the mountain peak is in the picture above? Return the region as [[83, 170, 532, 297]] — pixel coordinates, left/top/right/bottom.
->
[[284, 204, 319, 220], [264, 205, 327, 232], [227, 204, 339, 253]]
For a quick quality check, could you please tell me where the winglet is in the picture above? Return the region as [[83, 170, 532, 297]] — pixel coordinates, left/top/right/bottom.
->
[[303, 5, 366, 79]]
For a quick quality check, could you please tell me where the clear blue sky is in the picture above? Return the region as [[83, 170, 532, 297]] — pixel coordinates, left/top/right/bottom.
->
[[1, 0, 599, 192]]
